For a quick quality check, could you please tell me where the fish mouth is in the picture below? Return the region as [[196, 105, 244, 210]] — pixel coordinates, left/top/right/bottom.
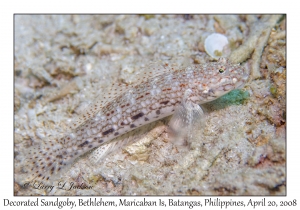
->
[[235, 73, 249, 89], [234, 80, 245, 89]]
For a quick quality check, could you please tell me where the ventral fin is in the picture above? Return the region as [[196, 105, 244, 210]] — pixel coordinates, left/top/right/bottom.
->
[[168, 89, 205, 147]]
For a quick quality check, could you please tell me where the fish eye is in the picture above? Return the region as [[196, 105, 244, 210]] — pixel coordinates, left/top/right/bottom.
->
[[219, 68, 225, 73]]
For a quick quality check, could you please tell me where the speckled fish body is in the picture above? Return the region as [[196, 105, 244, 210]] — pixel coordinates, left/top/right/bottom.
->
[[19, 58, 248, 182]]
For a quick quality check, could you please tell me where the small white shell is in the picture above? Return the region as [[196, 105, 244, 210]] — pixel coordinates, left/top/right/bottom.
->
[[204, 33, 230, 59]]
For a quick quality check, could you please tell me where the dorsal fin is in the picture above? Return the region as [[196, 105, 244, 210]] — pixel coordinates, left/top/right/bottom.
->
[[68, 61, 184, 130], [68, 82, 132, 130]]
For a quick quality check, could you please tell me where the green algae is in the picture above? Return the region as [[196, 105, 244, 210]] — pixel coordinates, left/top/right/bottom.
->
[[270, 85, 277, 97], [219, 89, 250, 105], [204, 89, 250, 110]]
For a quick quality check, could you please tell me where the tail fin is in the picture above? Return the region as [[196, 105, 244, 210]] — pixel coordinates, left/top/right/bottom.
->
[[15, 139, 71, 184]]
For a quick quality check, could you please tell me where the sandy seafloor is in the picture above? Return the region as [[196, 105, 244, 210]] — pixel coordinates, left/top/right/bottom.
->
[[14, 15, 286, 195]]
